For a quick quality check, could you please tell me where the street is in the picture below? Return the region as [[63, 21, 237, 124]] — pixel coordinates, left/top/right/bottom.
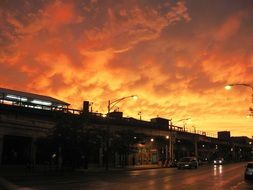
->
[[1, 162, 253, 190]]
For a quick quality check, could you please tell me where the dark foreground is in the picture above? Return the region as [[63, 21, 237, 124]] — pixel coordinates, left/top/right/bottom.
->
[[1, 162, 253, 190]]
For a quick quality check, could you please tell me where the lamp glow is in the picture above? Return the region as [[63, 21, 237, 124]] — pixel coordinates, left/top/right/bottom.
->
[[225, 85, 232, 90], [132, 95, 138, 100]]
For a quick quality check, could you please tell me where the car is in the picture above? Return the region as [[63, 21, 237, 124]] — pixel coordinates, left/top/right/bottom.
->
[[245, 163, 253, 180], [213, 158, 224, 165], [169, 159, 178, 168], [177, 157, 198, 169]]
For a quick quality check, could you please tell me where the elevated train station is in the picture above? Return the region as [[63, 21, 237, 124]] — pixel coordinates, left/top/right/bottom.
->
[[0, 88, 252, 167]]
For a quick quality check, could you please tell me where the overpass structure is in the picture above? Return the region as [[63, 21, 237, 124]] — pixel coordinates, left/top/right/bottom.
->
[[0, 88, 252, 167]]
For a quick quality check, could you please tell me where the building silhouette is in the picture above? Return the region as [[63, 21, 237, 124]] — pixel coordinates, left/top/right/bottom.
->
[[0, 88, 252, 168]]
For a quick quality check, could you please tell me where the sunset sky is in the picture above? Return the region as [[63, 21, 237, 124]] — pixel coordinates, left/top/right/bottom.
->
[[1, 0, 253, 137]]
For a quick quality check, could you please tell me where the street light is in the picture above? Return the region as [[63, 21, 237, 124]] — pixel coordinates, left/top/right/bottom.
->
[[107, 95, 138, 114], [105, 95, 138, 170], [192, 125, 196, 133], [225, 83, 253, 115], [168, 117, 190, 165], [225, 83, 253, 102], [174, 118, 191, 124], [248, 107, 253, 118], [173, 118, 191, 131], [138, 111, 142, 120], [225, 83, 253, 92]]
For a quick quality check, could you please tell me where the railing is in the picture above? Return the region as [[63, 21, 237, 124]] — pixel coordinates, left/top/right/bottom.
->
[[59, 108, 82, 115], [171, 125, 217, 138], [0, 100, 82, 115]]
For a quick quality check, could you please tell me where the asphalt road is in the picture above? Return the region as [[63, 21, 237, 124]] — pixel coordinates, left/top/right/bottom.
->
[[1, 162, 253, 190]]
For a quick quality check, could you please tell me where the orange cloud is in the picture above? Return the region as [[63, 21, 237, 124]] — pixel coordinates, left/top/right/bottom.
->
[[216, 11, 248, 41], [1, 0, 253, 137]]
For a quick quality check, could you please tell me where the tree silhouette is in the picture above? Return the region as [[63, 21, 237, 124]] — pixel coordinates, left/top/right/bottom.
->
[[111, 130, 147, 167], [36, 114, 103, 170]]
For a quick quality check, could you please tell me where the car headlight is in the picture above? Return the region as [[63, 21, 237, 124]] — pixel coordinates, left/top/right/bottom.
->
[[219, 160, 222, 163], [214, 160, 217, 163]]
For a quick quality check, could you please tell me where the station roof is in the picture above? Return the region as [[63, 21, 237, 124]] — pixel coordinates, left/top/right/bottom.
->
[[0, 87, 70, 107]]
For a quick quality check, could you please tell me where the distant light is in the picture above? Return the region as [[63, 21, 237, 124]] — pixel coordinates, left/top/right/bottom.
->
[[31, 99, 52, 106], [132, 95, 138, 100], [102, 114, 107, 118], [166, 136, 169, 139], [202, 145, 205, 147], [134, 136, 137, 139], [225, 85, 232, 90], [34, 105, 42, 109], [150, 138, 154, 142], [246, 115, 251, 119], [249, 142, 252, 145], [231, 148, 234, 151], [6, 94, 27, 102]]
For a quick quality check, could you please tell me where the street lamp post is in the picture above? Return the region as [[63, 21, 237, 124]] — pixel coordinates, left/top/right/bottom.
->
[[105, 95, 138, 170], [225, 83, 253, 115], [168, 118, 191, 166], [192, 125, 196, 133], [173, 118, 191, 131], [107, 95, 138, 114], [190, 125, 198, 158], [138, 111, 142, 120], [168, 121, 174, 166]]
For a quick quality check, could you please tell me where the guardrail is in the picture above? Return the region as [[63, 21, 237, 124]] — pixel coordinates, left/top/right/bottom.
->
[[170, 125, 217, 138]]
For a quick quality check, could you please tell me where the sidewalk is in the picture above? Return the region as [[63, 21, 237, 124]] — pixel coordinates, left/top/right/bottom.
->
[[0, 164, 168, 181], [0, 164, 164, 175], [0, 165, 166, 190], [79, 164, 163, 172], [127, 164, 163, 170]]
